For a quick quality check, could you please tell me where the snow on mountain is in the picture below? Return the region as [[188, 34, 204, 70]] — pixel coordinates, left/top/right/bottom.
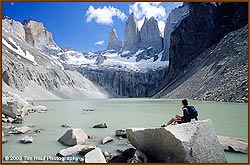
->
[[58, 49, 168, 72]]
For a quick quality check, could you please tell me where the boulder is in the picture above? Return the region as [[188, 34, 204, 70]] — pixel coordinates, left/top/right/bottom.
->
[[126, 119, 226, 163], [93, 123, 108, 128], [13, 126, 32, 134], [32, 105, 47, 113], [58, 128, 88, 146], [217, 135, 248, 154], [101, 136, 114, 144], [115, 129, 127, 138], [20, 135, 33, 143], [56, 144, 96, 157], [84, 148, 106, 163]]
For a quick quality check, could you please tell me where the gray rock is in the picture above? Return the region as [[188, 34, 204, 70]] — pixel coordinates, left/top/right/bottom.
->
[[23, 20, 62, 55], [13, 126, 32, 134], [126, 119, 226, 163], [20, 135, 33, 143], [101, 136, 114, 144], [107, 29, 122, 52], [93, 123, 108, 128], [2, 131, 7, 143], [56, 144, 96, 157], [140, 17, 163, 55], [123, 13, 140, 53], [58, 128, 88, 146], [84, 148, 107, 163], [115, 129, 127, 138], [217, 135, 248, 154], [162, 3, 189, 61]]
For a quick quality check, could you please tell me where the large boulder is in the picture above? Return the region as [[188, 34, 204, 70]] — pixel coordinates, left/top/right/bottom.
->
[[84, 148, 106, 163], [56, 144, 96, 157], [217, 135, 248, 154], [20, 135, 33, 143], [126, 119, 226, 163], [58, 128, 88, 146]]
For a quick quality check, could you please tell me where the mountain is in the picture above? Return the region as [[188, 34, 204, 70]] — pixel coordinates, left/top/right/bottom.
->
[[2, 17, 110, 100], [161, 2, 189, 61], [2, 2, 248, 102], [154, 2, 248, 103], [107, 28, 122, 52]]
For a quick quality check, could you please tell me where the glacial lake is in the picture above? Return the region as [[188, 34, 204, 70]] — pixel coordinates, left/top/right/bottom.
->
[[2, 98, 248, 163]]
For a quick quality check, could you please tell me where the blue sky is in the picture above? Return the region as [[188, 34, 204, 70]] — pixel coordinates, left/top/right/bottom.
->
[[2, 2, 183, 52]]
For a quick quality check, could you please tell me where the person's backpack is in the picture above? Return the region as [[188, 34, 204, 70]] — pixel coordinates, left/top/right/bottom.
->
[[186, 106, 198, 120]]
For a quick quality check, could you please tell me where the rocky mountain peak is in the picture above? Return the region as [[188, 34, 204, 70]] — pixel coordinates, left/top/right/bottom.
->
[[23, 20, 62, 55], [140, 16, 163, 54], [123, 12, 140, 53], [107, 28, 122, 52]]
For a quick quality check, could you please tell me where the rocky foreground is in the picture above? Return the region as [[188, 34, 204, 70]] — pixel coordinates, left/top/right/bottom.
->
[[2, 95, 248, 163]]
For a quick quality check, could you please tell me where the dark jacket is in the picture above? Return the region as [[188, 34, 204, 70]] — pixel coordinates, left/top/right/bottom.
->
[[181, 106, 192, 123]]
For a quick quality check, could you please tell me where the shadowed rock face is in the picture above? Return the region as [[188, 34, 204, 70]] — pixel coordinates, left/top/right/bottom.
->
[[161, 3, 189, 61], [123, 13, 140, 53], [107, 29, 122, 52], [126, 119, 227, 163], [140, 17, 163, 55], [167, 2, 248, 83]]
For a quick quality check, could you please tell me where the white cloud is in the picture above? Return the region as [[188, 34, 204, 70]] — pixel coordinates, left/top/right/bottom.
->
[[86, 5, 127, 25], [129, 2, 167, 35], [95, 40, 104, 45]]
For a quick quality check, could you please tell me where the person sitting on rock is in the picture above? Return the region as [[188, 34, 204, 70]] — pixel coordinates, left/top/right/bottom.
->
[[161, 99, 198, 127]]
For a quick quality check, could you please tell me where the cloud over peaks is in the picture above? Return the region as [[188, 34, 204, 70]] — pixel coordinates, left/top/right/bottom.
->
[[95, 40, 104, 45], [86, 5, 127, 25]]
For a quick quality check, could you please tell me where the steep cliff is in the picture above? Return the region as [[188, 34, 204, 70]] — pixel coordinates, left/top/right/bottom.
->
[[154, 24, 248, 102], [23, 20, 62, 55], [107, 29, 122, 52], [140, 17, 163, 55], [78, 67, 166, 97], [161, 3, 189, 61], [2, 18, 110, 100], [166, 2, 248, 84], [123, 13, 140, 54]]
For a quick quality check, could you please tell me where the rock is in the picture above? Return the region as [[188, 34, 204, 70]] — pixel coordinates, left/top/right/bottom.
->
[[123, 13, 140, 53], [126, 119, 226, 163], [103, 151, 116, 162], [162, 3, 189, 61], [93, 123, 108, 128], [56, 144, 96, 157], [13, 126, 32, 134], [140, 17, 163, 55], [2, 132, 7, 143], [31, 105, 47, 113], [20, 135, 33, 143], [34, 129, 43, 133], [87, 134, 96, 139], [107, 28, 122, 52], [166, 2, 248, 85], [58, 128, 88, 146], [108, 148, 136, 163], [115, 129, 127, 138], [2, 125, 15, 130], [101, 136, 114, 144], [61, 124, 71, 128], [2, 18, 26, 40], [84, 148, 106, 163], [23, 20, 62, 55], [7, 117, 15, 123], [217, 135, 248, 154]]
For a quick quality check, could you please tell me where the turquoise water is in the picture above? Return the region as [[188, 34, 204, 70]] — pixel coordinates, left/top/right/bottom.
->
[[2, 98, 248, 163]]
